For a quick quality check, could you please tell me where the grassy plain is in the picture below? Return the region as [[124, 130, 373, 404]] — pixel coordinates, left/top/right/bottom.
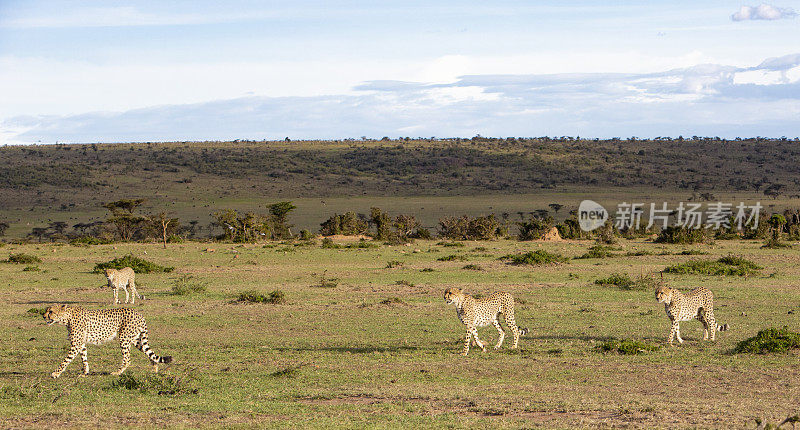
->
[[1, 238, 799, 428]]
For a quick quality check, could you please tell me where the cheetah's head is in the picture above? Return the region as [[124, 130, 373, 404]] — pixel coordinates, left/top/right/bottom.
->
[[654, 286, 673, 304], [43, 305, 70, 326], [443, 288, 465, 305], [104, 268, 115, 278]]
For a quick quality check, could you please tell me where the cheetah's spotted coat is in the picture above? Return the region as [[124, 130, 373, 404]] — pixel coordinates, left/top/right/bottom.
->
[[44, 305, 172, 378], [443, 288, 528, 356], [655, 286, 729, 345]]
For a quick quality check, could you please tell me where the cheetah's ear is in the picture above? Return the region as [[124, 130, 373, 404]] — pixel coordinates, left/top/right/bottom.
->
[[59, 304, 67, 310]]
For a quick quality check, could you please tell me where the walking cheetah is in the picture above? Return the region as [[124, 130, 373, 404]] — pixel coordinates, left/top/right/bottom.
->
[[44, 305, 172, 378], [443, 288, 528, 356], [655, 286, 729, 345], [104, 267, 140, 304]]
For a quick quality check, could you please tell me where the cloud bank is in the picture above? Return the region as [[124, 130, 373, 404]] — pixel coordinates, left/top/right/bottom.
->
[[731, 4, 797, 21], [4, 54, 800, 144]]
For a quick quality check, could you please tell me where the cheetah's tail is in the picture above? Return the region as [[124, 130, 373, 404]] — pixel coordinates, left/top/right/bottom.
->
[[717, 323, 730, 332], [140, 331, 173, 364], [519, 327, 529, 336]]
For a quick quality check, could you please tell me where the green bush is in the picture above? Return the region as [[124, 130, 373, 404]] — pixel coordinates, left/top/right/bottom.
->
[[734, 327, 800, 354], [320, 237, 341, 249], [27, 307, 46, 317], [594, 273, 634, 288], [575, 244, 618, 259], [109, 372, 198, 395], [22, 265, 40, 272], [319, 212, 368, 236], [502, 250, 569, 265], [170, 275, 207, 295], [597, 339, 660, 355], [462, 264, 484, 271], [437, 254, 467, 262], [92, 255, 174, 274], [664, 255, 761, 276], [386, 260, 404, 268], [237, 289, 286, 304], [438, 214, 505, 240], [6, 253, 41, 264], [517, 216, 554, 241], [437, 241, 465, 247], [655, 226, 713, 244]]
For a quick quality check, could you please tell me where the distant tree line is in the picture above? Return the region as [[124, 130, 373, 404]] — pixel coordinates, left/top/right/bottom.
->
[[4, 198, 798, 248]]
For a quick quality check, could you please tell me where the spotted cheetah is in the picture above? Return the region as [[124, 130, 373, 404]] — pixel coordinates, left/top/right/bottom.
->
[[443, 288, 528, 356], [44, 305, 172, 378], [655, 286, 729, 345], [104, 267, 140, 304]]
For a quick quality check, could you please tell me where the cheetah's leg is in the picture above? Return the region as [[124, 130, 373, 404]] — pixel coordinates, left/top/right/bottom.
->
[[492, 320, 506, 350], [52, 343, 81, 378], [129, 280, 137, 304], [706, 310, 717, 341], [112, 340, 132, 376], [462, 331, 472, 356], [502, 312, 521, 349], [79, 345, 89, 375], [123, 285, 130, 304], [113, 286, 119, 304], [470, 327, 486, 353], [668, 321, 682, 345]]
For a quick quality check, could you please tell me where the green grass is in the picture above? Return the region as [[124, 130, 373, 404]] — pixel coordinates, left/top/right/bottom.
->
[[664, 255, 762, 276], [437, 254, 467, 262], [734, 327, 800, 354], [1, 239, 800, 428], [170, 274, 207, 295]]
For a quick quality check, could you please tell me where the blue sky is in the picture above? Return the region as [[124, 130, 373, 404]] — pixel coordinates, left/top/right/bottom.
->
[[1, 1, 799, 144]]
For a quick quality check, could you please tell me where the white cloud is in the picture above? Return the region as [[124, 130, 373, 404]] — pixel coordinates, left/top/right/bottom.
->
[[731, 4, 797, 21], [4, 53, 800, 144]]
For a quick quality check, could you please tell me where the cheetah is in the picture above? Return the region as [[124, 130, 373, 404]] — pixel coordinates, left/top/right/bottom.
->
[[104, 267, 140, 304], [44, 305, 172, 378], [655, 286, 729, 345], [443, 288, 528, 356]]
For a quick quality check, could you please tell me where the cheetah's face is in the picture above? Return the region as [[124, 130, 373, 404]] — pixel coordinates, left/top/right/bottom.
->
[[443, 288, 463, 305], [43, 305, 69, 326], [655, 287, 673, 304]]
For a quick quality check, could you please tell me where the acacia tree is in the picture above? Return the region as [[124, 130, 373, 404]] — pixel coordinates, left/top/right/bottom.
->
[[149, 212, 181, 249], [103, 199, 147, 241]]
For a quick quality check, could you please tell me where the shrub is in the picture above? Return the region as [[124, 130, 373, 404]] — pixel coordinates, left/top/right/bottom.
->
[[517, 216, 554, 241], [313, 276, 338, 288], [395, 279, 415, 287], [379, 297, 407, 306], [298, 229, 315, 241], [386, 260, 404, 268], [595, 273, 660, 290], [734, 327, 800, 354], [170, 275, 207, 295], [412, 228, 433, 240], [6, 253, 41, 264], [320, 238, 341, 249], [92, 255, 174, 274], [344, 239, 378, 249], [502, 250, 569, 265], [576, 244, 618, 259], [596, 339, 660, 355], [437, 241, 465, 247], [27, 307, 46, 316], [655, 226, 713, 244], [437, 254, 467, 262], [237, 289, 286, 304], [438, 214, 505, 240], [594, 273, 634, 289], [420, 268, 435, 272], [319, 212, 368, 236], [22, 265, 40, 272], [664, 256, 761, 276], [109, 372, 198, 395], [462, 264, 484, 271]]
